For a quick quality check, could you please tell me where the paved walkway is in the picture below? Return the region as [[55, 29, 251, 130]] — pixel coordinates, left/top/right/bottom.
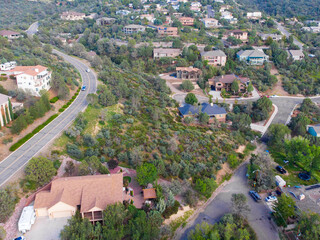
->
[[250, 104, 279, 135]]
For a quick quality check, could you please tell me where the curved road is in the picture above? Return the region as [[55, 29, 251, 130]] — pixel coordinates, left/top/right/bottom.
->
[[0, 50, 96, 187]]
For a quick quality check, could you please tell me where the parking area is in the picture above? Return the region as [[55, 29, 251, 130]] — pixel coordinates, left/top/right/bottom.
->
[[24, 216, 70, 240]]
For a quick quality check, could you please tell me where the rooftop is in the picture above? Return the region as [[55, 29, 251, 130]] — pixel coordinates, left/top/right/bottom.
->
[[11, 65, 48, 76], [176, 67, 201, 72], [201, 50, 226, 57], [179, 103, 227, 116], [0, 93, 10, 106], [213, 74, 249, 84], [34, 173, 123, 213], [237, 49, 268, 58], [0, 30, 20, 36], [154, 48, 181, 54]]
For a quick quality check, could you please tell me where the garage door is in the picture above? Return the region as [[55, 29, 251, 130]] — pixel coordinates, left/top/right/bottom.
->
[[52, 211, 73, 218]]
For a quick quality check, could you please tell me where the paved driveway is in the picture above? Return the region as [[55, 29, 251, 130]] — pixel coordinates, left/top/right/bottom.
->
[[179, 163, 279, 240], [0, 50, 97, 187], [24, 216, 70, 240]]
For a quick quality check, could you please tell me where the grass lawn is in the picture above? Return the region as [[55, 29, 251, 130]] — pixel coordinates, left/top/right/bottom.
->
[[271, 151, 317, 186], [52, 133, 69, 153]]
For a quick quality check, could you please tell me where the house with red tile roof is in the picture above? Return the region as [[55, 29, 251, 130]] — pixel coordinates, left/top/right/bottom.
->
[[0, 30, 21, 40], [11, 65, 51, 96]]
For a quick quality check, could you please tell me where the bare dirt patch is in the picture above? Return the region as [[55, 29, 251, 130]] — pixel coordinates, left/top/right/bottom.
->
[[236, 145, 246, 153], [216, 163, 232, 184]]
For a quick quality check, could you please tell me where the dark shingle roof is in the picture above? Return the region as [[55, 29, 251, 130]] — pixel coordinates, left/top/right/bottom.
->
[[179, 103, 226, 116]]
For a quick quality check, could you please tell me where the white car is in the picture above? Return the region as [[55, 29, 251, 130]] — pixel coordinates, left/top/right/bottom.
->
[[265, 196, 277, 202], [86, 68, 90, 73]]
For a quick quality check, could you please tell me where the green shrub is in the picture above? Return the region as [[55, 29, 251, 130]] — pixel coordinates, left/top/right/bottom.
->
[[49, 96, 59, 103], [9, 114, 59, 151], [58, 108, 65, 112], [162, 200, 180, 219]]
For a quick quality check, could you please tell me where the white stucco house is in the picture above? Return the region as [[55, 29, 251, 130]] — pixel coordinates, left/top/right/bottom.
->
[[11, 65, 51, 96]]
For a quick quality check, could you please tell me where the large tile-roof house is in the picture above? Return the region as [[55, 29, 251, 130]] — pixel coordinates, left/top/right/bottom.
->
[[209, 74, 249, 92], [226, 30, 248, 41], [0, 30, 21, 40], [176, 67, 202, 80], [179, 103, 227, 122], [179, 17, 195, 26], [236, 49, 269, 65], [307, 124, 320, 137], [123, 25, 146, 34], [157, 26, 178, 36], [201, 50, 227, 66], [34, 173, 124, 221], [153, 48, 181, 59], [60, 11, 86, 21], [0, 93, 12, 127], [11, 65, 51, 96], [287, 50, 304, 61]]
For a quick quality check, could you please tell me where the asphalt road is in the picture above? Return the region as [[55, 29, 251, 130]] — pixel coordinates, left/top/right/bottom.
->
[[26, 21, 39, 35], [275, 21, 304, 50], [179, 162, 279, 240], [0, 50, 96, 187]]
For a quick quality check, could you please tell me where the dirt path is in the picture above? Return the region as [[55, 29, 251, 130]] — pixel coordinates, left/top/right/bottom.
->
[[265, 66, 290, 96]]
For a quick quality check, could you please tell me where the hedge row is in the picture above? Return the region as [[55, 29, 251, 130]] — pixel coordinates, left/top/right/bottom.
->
[[9, 114, 59, 151], [10, 87, 82, 151]]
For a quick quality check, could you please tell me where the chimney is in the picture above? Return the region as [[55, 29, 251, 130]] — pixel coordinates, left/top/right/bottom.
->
[[35, 68, 39, 73]]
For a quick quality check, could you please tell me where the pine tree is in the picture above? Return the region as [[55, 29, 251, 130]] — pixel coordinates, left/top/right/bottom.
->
[[2, 114, 6, 126], [5, 107, 10, 124], [8, 98, 13, 120]]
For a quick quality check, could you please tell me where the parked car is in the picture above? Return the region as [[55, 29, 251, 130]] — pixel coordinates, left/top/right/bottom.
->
[[86, 68, 90, 73], [276, 165, 287, 174], [249, 191, 262, 202], [298, 172, 311, 181], [265, 196, 277, 202], [14, 237, 26, 240], [81, 85, 86, 91]]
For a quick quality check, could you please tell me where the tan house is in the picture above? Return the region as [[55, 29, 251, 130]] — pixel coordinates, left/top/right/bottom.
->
[[0, 93, 12, 127], [179, 17, 194, 26], [226, 30, 248, 41], [209, 74, 249, 92], [153, 48, 181, 59], [0, 30, 21, 40], [176, 67, 202, 80], [123, 25, 146, 34], [157, 26, 178, 36], [201, 18, 220, 28], [96, 17, 116, 26], [34, 174, 123, 221], [201, 50, 227, 66], [60, 11, 86, 21]]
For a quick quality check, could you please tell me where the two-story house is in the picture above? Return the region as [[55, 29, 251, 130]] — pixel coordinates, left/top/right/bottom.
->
[[179, 17, 195, 26], [153, 48, 181, 59], [201, 18, 220, 28], [0, 61, 16, 71], [123, 25, 146, 34], [157, 26, 178, 36], [226, 30, 248, 41], [201, 50, 227, 66], [60, 11, 86, 21], [209, 74, 249, 92], [236, 49, 269, 65], [12, 65, 51, 96], [176, 67, 202, 80]]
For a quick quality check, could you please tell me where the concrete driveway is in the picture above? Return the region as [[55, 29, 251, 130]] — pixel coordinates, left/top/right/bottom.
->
[[179, 162, 279, 240], [25, 217, 70, 240]]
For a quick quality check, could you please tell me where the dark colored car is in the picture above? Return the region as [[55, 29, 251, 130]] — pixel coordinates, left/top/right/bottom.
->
[[298, 172, 311, 181], [276, 165, 287, 174], [249, 191, 262, 202]]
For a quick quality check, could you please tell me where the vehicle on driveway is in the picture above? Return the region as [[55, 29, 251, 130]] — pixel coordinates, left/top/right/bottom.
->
[[81, 85, 86, 91], [249, 191, 262, 202], [14, 236, 26, 240], [276, 165, 287, 174], [298, 172, 311, 181], [18, 206, 36, 233], [265, 196, 277, 202]]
